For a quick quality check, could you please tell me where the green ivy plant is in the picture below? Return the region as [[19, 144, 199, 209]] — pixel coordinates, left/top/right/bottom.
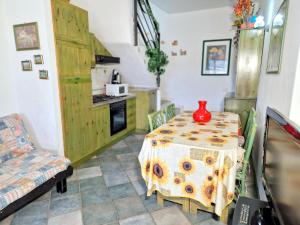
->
[[145, 46, 169, 88]]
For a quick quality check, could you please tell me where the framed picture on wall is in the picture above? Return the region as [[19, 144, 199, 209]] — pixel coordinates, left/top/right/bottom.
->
[[39, 70, 48, 80], [201, 39, 232, 76], [266, 0, 288, 73], [21, 60, 32, 71], [34, 54, 44, 64], [13, 22, 40, 51]]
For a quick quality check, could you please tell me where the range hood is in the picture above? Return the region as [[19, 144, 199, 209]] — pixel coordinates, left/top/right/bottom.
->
[[95, 55, 120, 64]]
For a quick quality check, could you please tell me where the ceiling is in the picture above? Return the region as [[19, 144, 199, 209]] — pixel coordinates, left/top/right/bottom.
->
[[150, 0, 234, 13]]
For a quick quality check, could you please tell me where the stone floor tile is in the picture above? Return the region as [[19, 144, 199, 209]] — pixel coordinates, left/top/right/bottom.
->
[[111, 140, 128, 149], [51, 181, 79, 199], [77, 166, 102, 180], [11, 217, 47, 225], [77, 158, 101, 169], [99, 156, 123, 173], [119, 213, 155, 225], [114, 196, 146, 220], [194, 218, 225, 225], [103, 170, 129, 187], [13, 200, 49, 221], [184, 210, 213, 224], [116, 153, 139, 170], [108, 182, 137, 200], [48, 210, 83, 225], [134, 134, 146, 141], [82, 189, 111, 208], [125, 168, 142, 182], [82, 203, 118, 225], [151, 206, 191, 225], [35, 192, 51, 202], [49, 194, 81, 217], [97, 147, 113, 158], [0, 215, 13, 225], [79, 177, 107, 192], [128, 141, 143, 153], [124, 135, 138, 144], [140, 194, 163, 212], [132, 179, 147, 195]]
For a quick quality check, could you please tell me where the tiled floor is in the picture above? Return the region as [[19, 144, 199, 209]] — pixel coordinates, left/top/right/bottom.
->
[[0, 133, 256, 225]]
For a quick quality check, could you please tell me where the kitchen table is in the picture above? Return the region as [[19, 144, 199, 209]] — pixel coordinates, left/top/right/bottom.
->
[[138, 111, 239, 220]]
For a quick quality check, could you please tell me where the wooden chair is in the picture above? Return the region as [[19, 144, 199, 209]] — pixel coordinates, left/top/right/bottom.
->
[[148, 111, 166, 131], [243, 108, 257, 138], [164, 104, 176, 122], [236, 117, 257, 196], [239, 108, 256, 147]]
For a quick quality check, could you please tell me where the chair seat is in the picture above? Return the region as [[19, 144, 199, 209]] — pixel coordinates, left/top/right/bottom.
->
[[0, 149, 70, 210]]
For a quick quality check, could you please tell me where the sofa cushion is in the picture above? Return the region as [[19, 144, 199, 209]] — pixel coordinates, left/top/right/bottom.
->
[[0, 149, 71, 210], [0, 114, 34, 163]]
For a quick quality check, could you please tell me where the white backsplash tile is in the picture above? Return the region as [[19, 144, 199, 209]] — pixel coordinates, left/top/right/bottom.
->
[[91, 67, 113, 95]]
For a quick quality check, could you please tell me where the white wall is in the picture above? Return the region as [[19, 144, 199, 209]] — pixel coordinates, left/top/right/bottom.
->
[[0, 1, 18, 116], [0, 0, 64, 155], [71, 0, 134, 44], [254, 0, 300, 199], [156, 6, 236, 111]]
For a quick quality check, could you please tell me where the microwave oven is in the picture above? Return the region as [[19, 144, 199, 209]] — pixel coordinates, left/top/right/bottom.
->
[[106, 84, 128, 97]]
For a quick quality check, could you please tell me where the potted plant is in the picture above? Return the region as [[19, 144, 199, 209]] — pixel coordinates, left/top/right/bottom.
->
[[145, 46, 169, 88]]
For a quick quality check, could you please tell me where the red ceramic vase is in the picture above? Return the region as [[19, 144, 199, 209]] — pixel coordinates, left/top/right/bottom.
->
[[193, 101, 211, 123]]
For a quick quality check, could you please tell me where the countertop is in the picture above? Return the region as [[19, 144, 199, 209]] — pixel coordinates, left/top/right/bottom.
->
[[129, 87, 158, 92], [93, 94, 136, 107]]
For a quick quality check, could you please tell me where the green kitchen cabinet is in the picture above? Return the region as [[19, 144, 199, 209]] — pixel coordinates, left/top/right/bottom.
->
[[130, 89, 156, 131], [236, 29, 265, 98], [224, 94, 257, 132], [52, 0, 89, 45], [90, 33, 111, 68]]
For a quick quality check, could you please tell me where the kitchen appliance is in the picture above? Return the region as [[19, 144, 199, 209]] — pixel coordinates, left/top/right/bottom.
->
[[95, 55, 120, 64], [111, 69, 121, 84], [106, 84, 128, 97], [110, 101, 127, 136]]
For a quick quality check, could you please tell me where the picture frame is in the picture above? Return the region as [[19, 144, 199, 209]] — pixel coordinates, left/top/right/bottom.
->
[[34, 54, 44, 64], [21, 60, 32, 71], [266, 0, 288, 73], [13, 22, 40, 51], [201, 39, 232, 76], [39, 70, 48, 80]]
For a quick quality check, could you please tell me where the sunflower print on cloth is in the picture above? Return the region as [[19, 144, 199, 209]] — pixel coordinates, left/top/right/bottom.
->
[[190, 148, 219, 167], [179, 158, 196, 175], [182, 182, 197, 198], [151, 159, 169, 185], [138, 112, 239, 217]]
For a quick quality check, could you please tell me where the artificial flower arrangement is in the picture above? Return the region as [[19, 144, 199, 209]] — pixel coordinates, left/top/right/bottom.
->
[[233, 0, 257, 29]]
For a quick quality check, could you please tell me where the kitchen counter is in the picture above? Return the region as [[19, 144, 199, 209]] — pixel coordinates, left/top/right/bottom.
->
[[93, 94, 136, 107], [129, 87, 158, 92]]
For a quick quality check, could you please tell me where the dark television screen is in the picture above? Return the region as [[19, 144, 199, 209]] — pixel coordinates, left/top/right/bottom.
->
[[263, 108, 300, 225]]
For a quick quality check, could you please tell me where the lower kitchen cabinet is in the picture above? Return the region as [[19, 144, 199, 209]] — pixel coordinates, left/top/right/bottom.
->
[[130, 89, 156, 131]]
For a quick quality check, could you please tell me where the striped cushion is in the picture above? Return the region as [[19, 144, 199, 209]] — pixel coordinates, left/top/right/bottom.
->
[[0, 114, 34, 163], [0, 149, 71, 210]]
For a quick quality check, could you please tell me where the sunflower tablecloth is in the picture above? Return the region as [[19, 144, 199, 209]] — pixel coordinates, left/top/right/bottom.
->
[[138, 111, 239, 216]]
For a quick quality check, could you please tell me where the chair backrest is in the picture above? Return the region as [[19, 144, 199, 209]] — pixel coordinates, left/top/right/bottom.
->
[[164, 104, 176, 122], [243, 108, 256, 137], [242, 117, 257, 172], [148, 111, 166, 131]]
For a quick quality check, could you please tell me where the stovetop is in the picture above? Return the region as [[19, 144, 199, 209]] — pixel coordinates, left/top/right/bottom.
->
[[93, 95, 123, 104]]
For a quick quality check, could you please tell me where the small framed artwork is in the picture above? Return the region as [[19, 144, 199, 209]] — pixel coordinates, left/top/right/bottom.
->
[[201, 39, 232, 76], [13, 22, 40, 51], [39, 70, 48, 80], [21, 60, 32, 71], [34, 54, 44, 64]]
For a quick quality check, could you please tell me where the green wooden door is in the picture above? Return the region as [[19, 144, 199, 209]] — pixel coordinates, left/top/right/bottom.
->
[[60, 78, 92, 162]]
